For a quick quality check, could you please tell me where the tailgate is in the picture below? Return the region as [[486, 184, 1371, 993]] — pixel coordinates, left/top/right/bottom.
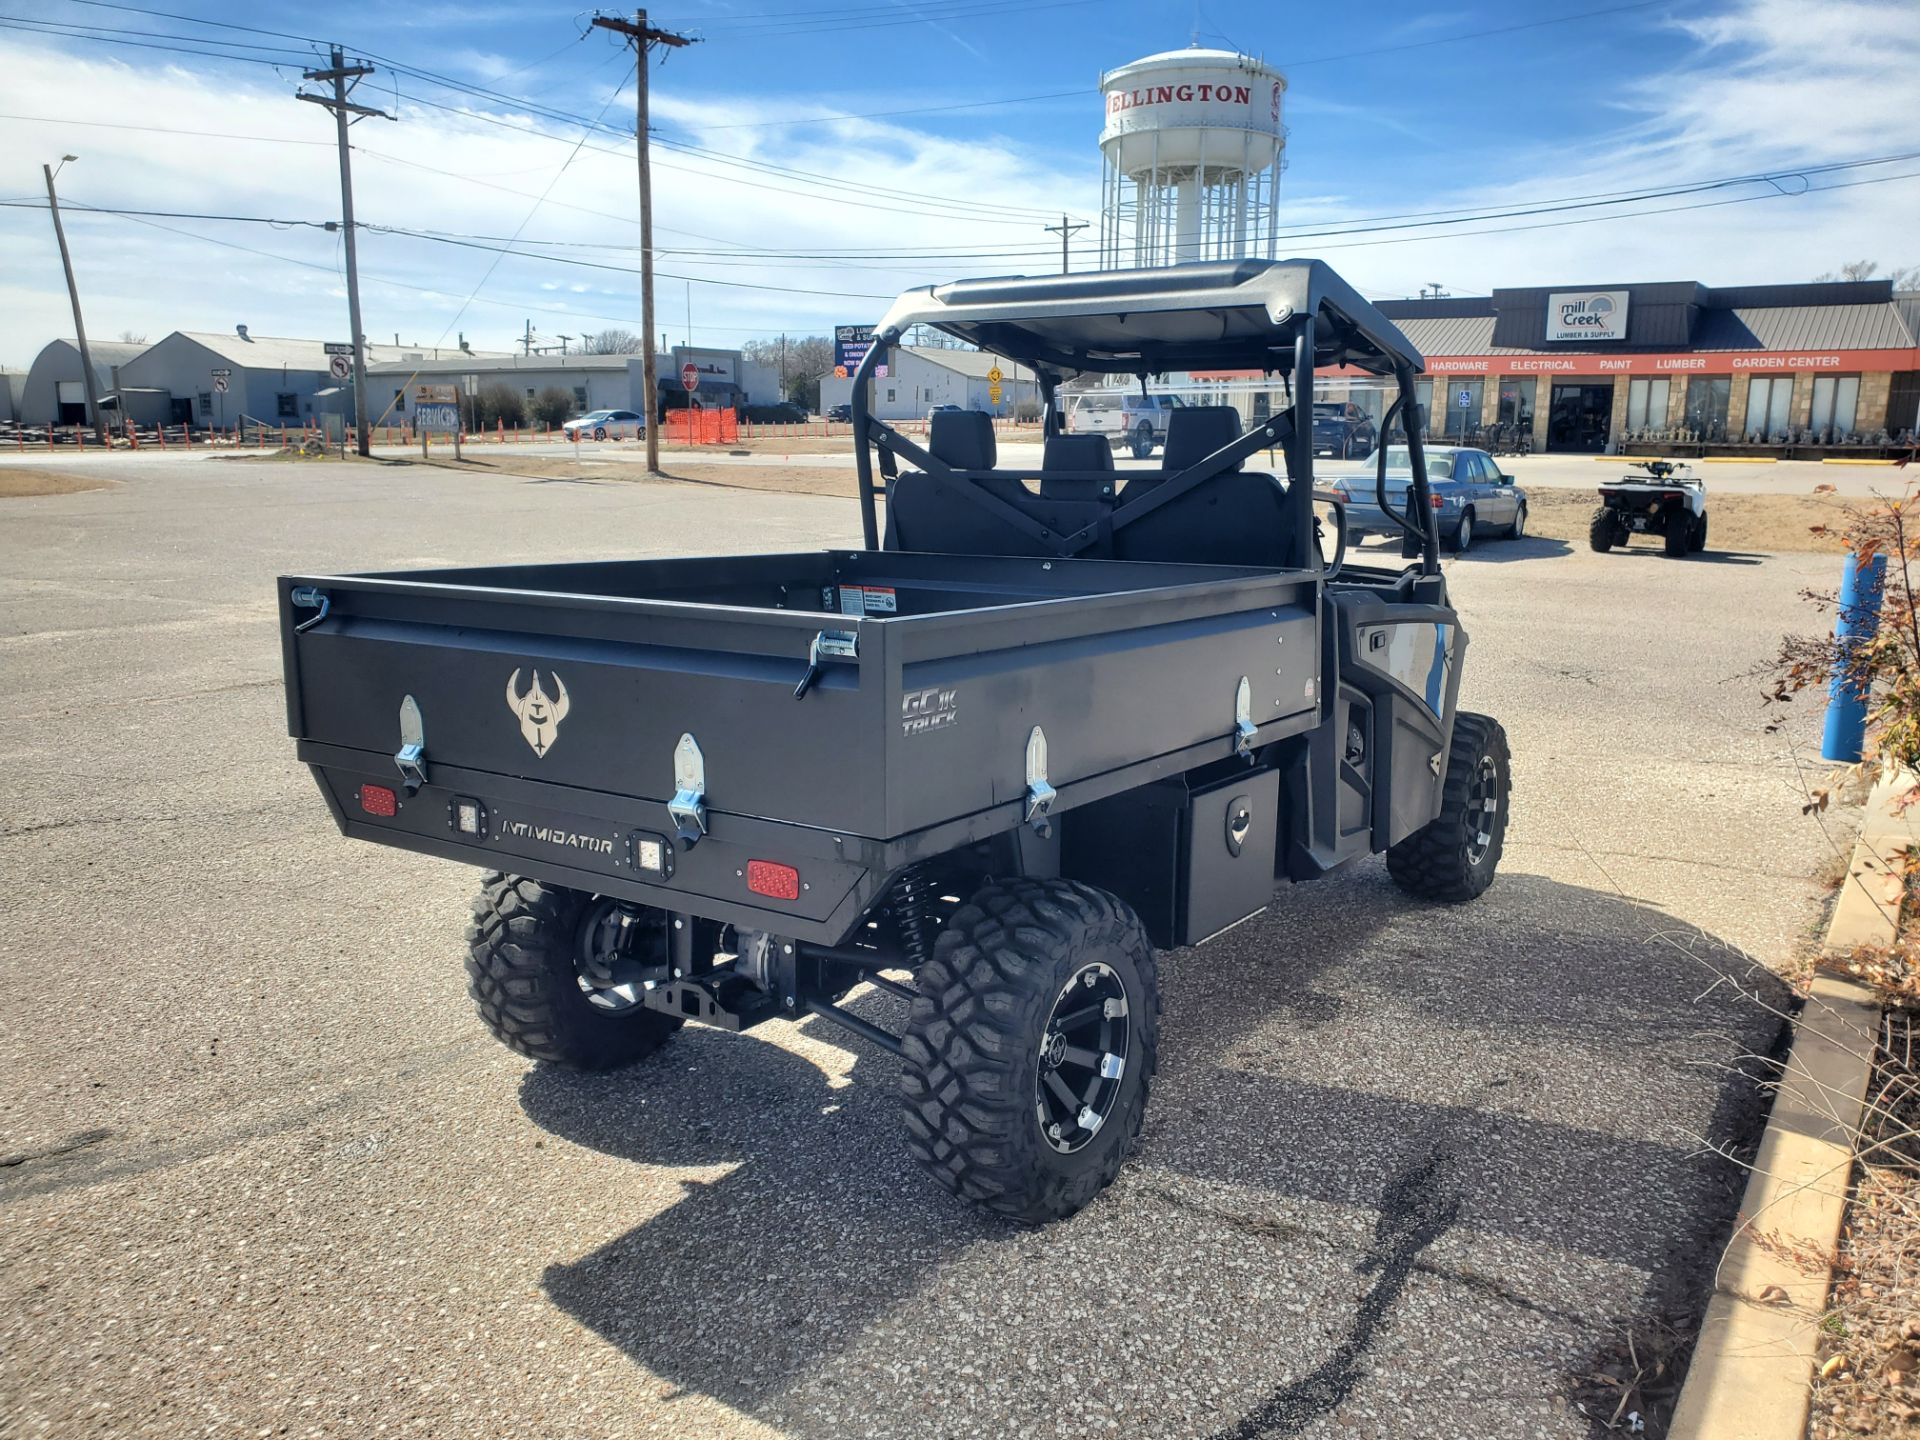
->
[[280, 575, 889, 837]]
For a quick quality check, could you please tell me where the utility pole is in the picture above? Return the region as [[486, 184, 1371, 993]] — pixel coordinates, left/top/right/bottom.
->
[[590, 10, 694, 475], [1045, 213, 1088, 274], [42, 159, 108, 446], [299, 47, 392, 458], [523, 319, 534, 356]]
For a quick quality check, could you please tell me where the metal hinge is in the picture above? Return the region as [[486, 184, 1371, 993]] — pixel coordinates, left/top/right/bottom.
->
[[1025, 725, 1057, 836], [1234, 675, 1257, 760], [394, 694, 427, 792], [793, 628, 858, 700], [290, 585, 330, 635], [668, 732, 707, 845]]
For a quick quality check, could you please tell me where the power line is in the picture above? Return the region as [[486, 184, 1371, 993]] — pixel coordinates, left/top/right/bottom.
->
[[0, 112, 332, 145]]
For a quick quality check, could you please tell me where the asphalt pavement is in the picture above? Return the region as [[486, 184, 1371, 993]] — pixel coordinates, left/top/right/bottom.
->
[[0, 458, 1846, 1439]]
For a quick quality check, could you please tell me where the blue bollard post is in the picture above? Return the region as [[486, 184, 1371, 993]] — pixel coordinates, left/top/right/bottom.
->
[[1821, 551, 1888, 762]]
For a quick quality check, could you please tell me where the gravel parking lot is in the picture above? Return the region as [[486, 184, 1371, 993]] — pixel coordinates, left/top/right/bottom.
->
[[1, 458, 1845, 1438]]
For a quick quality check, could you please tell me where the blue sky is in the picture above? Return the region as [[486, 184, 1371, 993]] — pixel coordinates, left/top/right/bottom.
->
[[2, 0, 1917, 364]]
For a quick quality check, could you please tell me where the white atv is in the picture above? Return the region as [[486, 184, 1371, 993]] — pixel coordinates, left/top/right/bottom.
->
[[1589, 460, 1708, 557]]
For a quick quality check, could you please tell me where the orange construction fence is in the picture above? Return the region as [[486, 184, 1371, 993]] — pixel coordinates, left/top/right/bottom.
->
[[663, 409, 739, 445]]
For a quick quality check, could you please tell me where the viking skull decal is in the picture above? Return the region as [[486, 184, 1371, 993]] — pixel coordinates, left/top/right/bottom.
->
[[505, 668, 570, 757]]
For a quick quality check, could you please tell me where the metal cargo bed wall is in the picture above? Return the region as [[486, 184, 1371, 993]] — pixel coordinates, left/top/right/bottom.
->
[[279, 554, 1321, 853]]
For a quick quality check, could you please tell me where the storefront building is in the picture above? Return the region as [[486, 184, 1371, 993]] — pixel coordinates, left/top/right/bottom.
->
[[1373, 279, 1920, 455], [1190, 278, 1919, 456]]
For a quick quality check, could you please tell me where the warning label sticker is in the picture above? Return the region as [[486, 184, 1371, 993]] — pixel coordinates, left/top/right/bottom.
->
[[835, 585, 897, 616]]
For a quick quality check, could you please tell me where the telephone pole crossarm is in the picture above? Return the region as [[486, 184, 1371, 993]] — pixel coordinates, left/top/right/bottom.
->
[[589, 9, 697, 476], [1044, 213, 1089, 274]]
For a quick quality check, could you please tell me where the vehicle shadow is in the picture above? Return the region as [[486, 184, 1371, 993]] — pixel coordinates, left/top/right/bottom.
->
[[1601, 546, 1767, 567], [528, 867, 1791, 1438], [1448, 535, 1572, 563]]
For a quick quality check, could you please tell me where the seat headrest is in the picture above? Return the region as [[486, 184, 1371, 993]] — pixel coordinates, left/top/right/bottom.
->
[[928, 410, 996, 470], [1162, 406, 1245, 473], [1041, 433, 1114, 472]]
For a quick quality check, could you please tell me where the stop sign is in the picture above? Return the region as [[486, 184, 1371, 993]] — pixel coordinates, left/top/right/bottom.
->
[[681, 363, 699, 392]]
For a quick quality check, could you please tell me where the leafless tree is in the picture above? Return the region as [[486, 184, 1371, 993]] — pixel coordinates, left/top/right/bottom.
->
[[117, 329, 147, 345], [1814, 260, 1920, 289], [578, 328, 645, 354]]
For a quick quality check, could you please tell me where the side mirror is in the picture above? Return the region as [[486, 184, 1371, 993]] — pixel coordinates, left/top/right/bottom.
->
[[1497, 474, 1513, 486]]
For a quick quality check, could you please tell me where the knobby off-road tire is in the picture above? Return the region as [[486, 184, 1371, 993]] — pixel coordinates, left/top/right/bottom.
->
[[1664, 520, 1691, 557], [900, 878, 1161, 1225], [466, 872, 681, 1071], [1386, 712, 1511, 903], [1588, 506, 1619, 552], [1690, 513, 1709, 553]]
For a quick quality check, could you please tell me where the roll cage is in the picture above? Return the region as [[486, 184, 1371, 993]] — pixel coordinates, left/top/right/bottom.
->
[[848, 258, 1442, 575]]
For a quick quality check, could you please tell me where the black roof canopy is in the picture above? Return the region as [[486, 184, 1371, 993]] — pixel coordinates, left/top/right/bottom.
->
[[871, 259, 1425, 378]]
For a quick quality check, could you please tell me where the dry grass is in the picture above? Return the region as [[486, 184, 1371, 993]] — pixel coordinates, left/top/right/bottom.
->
[[1521, 488, 1861, 555], [1811, 1009, 1920, 1438], [0, 467, 118, 498]]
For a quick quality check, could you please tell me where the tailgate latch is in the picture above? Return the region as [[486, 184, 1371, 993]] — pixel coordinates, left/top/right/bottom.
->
[[793, 628, 858, 701], [1234, 675, 1257, 760], [1024, 725, 1057, 837], [668, 732, 708, 845], [394, 694, 427, 792]]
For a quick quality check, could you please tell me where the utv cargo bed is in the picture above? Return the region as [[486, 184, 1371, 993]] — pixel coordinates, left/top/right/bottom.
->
[[281, 549, 1321, 945]]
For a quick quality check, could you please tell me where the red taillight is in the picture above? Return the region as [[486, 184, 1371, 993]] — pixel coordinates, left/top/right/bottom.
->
[[746, 860, 800, 901], [359, 783, 398, 817], [1430, 494, 1445, 509]]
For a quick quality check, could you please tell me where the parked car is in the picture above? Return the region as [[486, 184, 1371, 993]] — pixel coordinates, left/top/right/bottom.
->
[[826, 403, 852, 422], [1318, 445, 1527, 553], [1064, 391, 1186, 456], [561, 408, 645, 440], [927, 403, 967, 422], [1310, 401, 1377, 460]]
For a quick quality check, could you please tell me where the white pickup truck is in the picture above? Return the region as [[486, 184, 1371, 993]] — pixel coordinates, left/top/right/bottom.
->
[[1064, 391, 1187, 456]]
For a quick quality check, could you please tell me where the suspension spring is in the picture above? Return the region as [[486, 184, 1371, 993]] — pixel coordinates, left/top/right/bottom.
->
[[884, 863, 941, 970]]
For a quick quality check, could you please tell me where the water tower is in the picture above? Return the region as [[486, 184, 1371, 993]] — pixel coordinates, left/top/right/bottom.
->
[[1097, 48, 1286, 270]]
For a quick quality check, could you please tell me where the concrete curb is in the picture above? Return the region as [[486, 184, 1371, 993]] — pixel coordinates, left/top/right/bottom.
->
[[1667, 780, 1910, 1439]]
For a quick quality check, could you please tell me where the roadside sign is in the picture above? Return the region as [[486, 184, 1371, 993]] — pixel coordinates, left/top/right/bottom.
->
[[329, 354, 351, 380], [989, 386, 1003, 406], [211, 367, 232, 379], [414, 383, 457, 406], [416, 402, 461, 433], [212, 375, 229, 394], [875, 364, 889, 379], [834, 324, 875, 373], [323, 342, 353, 357], [1456, 388, 1473, 409], [681, 362, 700, 393], [986, 366, 1003, 383]]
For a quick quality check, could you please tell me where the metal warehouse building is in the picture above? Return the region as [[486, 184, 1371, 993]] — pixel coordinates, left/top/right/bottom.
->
[[17, 338, 148, 427], [119, 333, 496, 430]]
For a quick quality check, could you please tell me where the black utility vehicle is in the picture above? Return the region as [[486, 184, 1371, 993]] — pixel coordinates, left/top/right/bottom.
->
[[278, 260, 1510, 1223], [1590, 459, 1709, 557]]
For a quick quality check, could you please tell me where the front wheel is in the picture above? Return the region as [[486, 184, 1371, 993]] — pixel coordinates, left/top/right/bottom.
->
[[1509, 503, 1527, 540], [465, 874, 682, 1071], [1690, 513, 1709, 553], [1386, 713, 1510, 903], [900, 878, 1160, 1224], [593, 426, 608, 441]]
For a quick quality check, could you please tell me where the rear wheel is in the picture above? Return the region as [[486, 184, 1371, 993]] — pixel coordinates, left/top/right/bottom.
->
[[1448, 510, 1475, 554], [1663, 520, 1691, 557], [900, 878, 1160, 1224], [1588, 506, 1619, 552], [465, 873, 681, 1071], [1387, 713, 1510, 903]]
